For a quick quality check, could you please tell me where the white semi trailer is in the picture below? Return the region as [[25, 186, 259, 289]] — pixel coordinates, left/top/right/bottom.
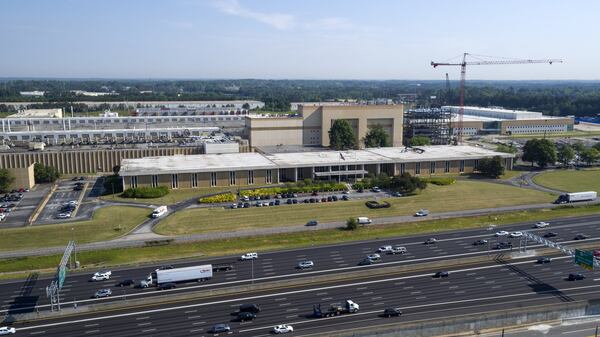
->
[[140, 265, 213, 287], [554, 191, 597, 204]]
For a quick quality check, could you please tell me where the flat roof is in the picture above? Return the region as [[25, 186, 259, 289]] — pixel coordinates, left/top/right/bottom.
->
[[120, 152, 277, 176], [119, 145, 513, 176]]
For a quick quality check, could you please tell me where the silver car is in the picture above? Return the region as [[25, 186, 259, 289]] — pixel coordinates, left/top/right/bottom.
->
[[94, 288, 112, 298], [297, 260, 314, 269]]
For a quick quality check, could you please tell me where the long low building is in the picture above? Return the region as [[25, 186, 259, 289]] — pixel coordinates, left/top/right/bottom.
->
[[119, 145, 513, 190]]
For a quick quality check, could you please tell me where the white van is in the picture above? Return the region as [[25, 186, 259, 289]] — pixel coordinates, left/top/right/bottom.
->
[[152, 205, 168, 218], [357, 217, 372, 225]]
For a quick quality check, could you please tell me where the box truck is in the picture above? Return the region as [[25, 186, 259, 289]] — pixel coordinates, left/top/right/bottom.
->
[[139, 264, 213, 287], [554, 191, 597, 204], [151, 205, 168, 218], [357, 217, 372, 225]]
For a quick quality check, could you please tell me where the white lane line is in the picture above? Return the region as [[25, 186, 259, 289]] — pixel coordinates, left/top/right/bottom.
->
[[135, 316, 150, 320], [17, 255, 580, 332], [188, 315, 203, 319], [29, 332, 45, 335], [84, 324, 99, 327], [562, 327, 597, 334], [191, 321, 206, 325], [85, 330, 99, 334], [141, 329, 156, 332], [137, 322, 151, 326]]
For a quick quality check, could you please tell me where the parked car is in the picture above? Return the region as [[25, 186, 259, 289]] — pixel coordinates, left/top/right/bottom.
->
[[56, 212, 72, 219], [391, 191, 402, 197], [433, 271, 449, 278], [297, 260, 314, 269], [272, 324, 294, 334], [383, 307, 403, 317], [534, 221, 550, 228], [341, 195, 350, 201], [211, 324, 231, 333], [94, 288, 112, 298], [240, 252, 258, 260], [371, 186, 381, 192]]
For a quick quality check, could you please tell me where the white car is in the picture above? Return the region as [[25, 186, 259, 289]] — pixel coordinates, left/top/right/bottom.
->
[[56, 212, 71, 219], [390, 246, 407, 254], [240, 252, 258, 260], [297, 260, 314, 269], [66, 200, 78, 206], [377, 245, 393, 253], [495, 231, 509, 237], [534, 221, 550, 228], [509, 231, 523, 238], [0, 327, 16, 335], [273, 325, 294, 334], [91, 273, 110, 281], [0, 214, 6, 221]]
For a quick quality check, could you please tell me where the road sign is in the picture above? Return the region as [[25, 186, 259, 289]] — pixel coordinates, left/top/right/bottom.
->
[[575, 249, 594, 270], [58, 266, 66, 288]]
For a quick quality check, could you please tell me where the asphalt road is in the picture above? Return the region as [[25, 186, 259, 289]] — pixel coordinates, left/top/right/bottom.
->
[[0, 185, 49, 228], [2, 214, 600, 317], [10, 249, 600, 336], [35, 177, 98, 225]]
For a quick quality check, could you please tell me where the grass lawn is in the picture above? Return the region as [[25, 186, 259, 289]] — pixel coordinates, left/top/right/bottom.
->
[[155, 180, 556, 236], [2, 203, 598, 276], [101, 187, 236, 205], [0, 206, 149, 252], [500, 170, 525, 180], [505, 130, 600, 139], [533, 168, 600, 193]]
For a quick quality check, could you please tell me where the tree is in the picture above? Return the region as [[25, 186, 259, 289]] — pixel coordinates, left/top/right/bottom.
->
[[112, 165, 121, 176], [363, 125, 390, 148], [580, 148, 600, 165], [329, 119, 357, 150], [390, 173, 427, 195], [496, 144, 517, 154], [477, 156, 505, 178], [34, 163, 60, 183], [0, 169, 15, 193], [557, 145, 575, 167], [346, 217, 358, 230], [593, 142, 600, 152], [408, 136, 431, 146], [522, 139, 557, 168]]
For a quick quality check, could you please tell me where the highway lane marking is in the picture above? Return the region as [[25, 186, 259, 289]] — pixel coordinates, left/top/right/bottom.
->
[[135, 316, 150, 320], [562, 328, 598, 334], [137, 322, 151, 326], [85, 330, 99, 334], [17, 255, 585, 332], [191, 321, 206, 325], [84, 323, 99, 327]]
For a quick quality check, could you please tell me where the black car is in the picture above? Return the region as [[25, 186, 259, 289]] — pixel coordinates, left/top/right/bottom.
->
[[341, 195, 349, 201], [211, 324, 231, 333], [332, 195, 338, 201], [494, 242, 513, 249], [243, 202, 250, 208], [212, 264, 233, 272], [239, 303, 261, 313], [574, 234, 588, 240], [309, 198, 316, 203], [543, 232, 558, 238], [71, 177, 79, 181], [433, 271, 449, 278], [116, 279, 135, 287], [237, 311, 256, 321], [424, 238, 437, 245], [274, 200, 281, 205], [292, 199, 298, 204], [286, 199, 293, 204], [311, 191, 319, 196], [383, 307, 403, 317], [156, 265, 174, 270], [306, 220, 318, 226], [537, 257, 551, 264], [158, 282, 176, 290], [472, 239, 488, 245], [568, 273, 585, 281]]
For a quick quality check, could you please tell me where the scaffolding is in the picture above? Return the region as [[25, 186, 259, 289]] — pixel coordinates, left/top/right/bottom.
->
[[403, 107, 452, 145]]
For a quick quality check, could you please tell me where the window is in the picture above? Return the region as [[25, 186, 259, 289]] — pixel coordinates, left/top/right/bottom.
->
[[171, 174, 178, 189], [430, 162, 436, 174], [415, 162, 421, 175], [130, 176, 138, 188], [400, 163, 405, 175], [474, 160, 479, 170], [445, 161, 450, 173], [266, 169, 272, 184], [229, 171, 236, 185], [247, 170, 254, 185], [191, 173, 198, 188], [459, 160, 465, 173], [151, 175, 159, 188]]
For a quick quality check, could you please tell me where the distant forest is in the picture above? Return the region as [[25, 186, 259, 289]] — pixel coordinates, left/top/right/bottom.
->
[[1, 79, 600, 117]]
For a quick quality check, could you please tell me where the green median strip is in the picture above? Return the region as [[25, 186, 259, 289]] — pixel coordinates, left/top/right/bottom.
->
[[1, 203, 598, 278]]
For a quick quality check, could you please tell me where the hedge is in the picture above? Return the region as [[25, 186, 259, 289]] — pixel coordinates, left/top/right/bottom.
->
[[421, 177, 456, 186], [199, 193, 236, 204], [240, 182, 347, 198], [121, 186, 169, 199]]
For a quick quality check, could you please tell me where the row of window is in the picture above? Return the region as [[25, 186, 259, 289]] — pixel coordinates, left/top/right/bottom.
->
[[400, 160, 465, 175], [141, 169, 276, 189], [4, 116, 244, 125]]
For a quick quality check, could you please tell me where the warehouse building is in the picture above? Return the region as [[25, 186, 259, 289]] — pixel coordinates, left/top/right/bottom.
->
[[119, 145, 513, 190], [245, 104, 404, 149]]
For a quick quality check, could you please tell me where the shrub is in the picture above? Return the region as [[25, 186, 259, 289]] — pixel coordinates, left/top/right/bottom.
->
[[346, 217, 358, 230], [422, 177, 456, 186], [239, 182, 347, 198], [121, 186, 169, 199], [103, 175, 124, 195], [365, 200, 391, 209], [199, 193, 236, 204]]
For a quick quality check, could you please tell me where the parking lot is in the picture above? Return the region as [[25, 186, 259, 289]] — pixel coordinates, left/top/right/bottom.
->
[[0, 185, 50, 228], [35, 176, 101, 225]]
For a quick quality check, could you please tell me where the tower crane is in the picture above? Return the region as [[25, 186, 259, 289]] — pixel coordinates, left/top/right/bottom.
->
[[431, 53, 562, 143]]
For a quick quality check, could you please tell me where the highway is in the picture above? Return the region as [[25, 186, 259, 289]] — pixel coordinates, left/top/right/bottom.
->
[[2, 214, 600, 315], [10, 251, 600, 336]]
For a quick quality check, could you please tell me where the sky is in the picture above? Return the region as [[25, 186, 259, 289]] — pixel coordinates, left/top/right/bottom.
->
[[0, 0, 599, 80]]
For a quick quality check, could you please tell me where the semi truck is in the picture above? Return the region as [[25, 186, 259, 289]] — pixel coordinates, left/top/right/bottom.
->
[[313, 300, 359, 318], [139, 264, 213, 287], [554, 191, 597, 204]]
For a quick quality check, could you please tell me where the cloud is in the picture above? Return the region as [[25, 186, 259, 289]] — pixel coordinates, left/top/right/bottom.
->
[[213, 0, 295, 30]]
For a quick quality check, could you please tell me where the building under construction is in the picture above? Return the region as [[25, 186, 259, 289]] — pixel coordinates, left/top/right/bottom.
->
[[403, 107, 452, 145]]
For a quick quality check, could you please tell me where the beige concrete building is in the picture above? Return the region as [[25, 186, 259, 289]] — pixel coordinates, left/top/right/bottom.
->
[[246, 104, 404, 149], [7, 164, 35, 190], [119, 145, 513, 190]]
